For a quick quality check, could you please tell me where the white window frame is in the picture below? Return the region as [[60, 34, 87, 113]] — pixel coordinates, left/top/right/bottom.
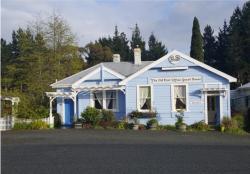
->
[[171, 84, 189, 112], [137, 85, 153, 112], [91, 90, 119, 112]]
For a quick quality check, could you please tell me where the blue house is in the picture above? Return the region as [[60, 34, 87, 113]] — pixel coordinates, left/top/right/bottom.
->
[[46, 48, 236, 127]]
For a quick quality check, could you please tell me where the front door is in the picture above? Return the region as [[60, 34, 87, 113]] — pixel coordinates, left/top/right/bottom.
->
[[207, 96, 217, 123], [65, 99, 74, 125]]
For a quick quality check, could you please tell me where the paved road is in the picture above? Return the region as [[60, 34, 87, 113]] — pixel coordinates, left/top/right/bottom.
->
[[2, 129, 250, 174]]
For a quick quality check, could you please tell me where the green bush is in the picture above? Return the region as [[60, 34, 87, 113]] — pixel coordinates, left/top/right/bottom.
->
[[129, 110, 157, 119], [190, 120, 210, 131], [147, 119, 158, 125], [224, 129, 246, 134], [91, 125, 104, 129], [165, 125, 176, 131], [53, 113, 61, 127], [116, 123, 125, 130], [12, 122, 30, 130], [157, 125, 165, 130], [29, 120, 49, 130], [124, 122, 130, 129], [106, 126, 115, 129], [101, 109, 115, 122], [232, 115, 244, 129], [81, 107, 101, 125], [221, 117, 238, 130]]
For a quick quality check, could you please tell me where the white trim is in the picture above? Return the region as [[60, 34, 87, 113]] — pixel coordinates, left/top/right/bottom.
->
[[136, 85, 153, 112], [171, 84, 189, 112], [51, 64, 100, 87], [119, 50, 237, 85], [62, 98, 65, 124], [72, 67, 101, 87], [162, 67, 188, 70], [103, 67, 126, 79], [204, 83, 223, 124]]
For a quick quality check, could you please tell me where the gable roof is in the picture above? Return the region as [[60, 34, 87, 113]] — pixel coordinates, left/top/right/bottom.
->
[[237, 82, 250, 90], [118, 50, 237, 85], [51, 61, 153, 88]]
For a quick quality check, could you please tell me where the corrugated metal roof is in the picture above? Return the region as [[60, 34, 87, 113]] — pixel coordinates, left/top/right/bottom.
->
[[51, 64, 101, 86], [103, 61, 153, 77], [51, 61, 153, 87]]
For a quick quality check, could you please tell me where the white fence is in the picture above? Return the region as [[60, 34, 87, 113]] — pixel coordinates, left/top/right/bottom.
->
[[0, 115, 50, 131]]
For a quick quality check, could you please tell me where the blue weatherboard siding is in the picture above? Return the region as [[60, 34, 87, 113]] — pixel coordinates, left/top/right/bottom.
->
[[65, 99, 74, 125], [56, 55, 232, 126], [125, 63, 230, 125]]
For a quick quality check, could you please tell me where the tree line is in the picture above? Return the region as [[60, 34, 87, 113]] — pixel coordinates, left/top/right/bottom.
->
[[190, 1, 250, 88]]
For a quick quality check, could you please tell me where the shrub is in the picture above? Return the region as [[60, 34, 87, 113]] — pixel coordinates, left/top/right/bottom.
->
[[165, 125, 176, 131], [129, 110, 157, 119], [116, 123, 125, 130], [221, 117, 238, 130], [29, 120, 48, 130], [139, 124, 146, 130], [17, 104, 49, 119], [53, 113, 61, 127], [101, 109, 115, 122], [232, 115, 244, 129], [106, 126, 115, 129], [224, 129, 246, 134], [157, 125, 165, 130], [147, 119, 158, 125], [91, 125, 104, 129], [12, 122, 30, 130], [76, 118, 84, 123], [190, 120, 210, 131], [81, 107, 101, 125]]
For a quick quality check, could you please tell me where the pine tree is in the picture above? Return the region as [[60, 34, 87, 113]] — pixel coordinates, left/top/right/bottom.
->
[[130, 23, 146, 61], [241, 1, 250, 83], [203, 25, 217, 67], [190, 17, 204, 62], [227, 6, 245, 86], [147, 32, 168, 61]]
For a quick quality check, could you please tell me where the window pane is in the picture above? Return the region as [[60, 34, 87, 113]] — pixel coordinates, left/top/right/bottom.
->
[[174, 86, 186, 98], [176, 98, 186, 110], [140, 99, 151, 109], [94, 92, 102, 99], [139, 87, 150, 98], [106, 91, 116, 98], [107, 99, 117, 109], [94, 100, 103, 109]]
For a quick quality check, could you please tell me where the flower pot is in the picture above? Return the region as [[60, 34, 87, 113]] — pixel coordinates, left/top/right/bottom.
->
[[130, 123, 139, 130], [176, 125, 187, 131], [221, 126, 225, 132], [74, 123, 82, 129], [147, 123, 157, 130]]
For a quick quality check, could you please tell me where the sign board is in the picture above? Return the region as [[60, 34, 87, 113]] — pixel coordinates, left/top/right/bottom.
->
[[190, 101, 203, 104], [150, 76, 202, 84], [169, 55, 180, 64]]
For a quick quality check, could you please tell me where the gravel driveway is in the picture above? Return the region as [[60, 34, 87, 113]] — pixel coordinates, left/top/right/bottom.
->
[[2, 129, 250, 174]]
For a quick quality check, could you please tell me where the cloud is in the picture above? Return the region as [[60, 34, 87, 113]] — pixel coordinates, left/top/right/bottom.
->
[[1, 0, 246, 56]]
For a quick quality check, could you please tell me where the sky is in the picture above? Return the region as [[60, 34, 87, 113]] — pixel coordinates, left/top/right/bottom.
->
[[1, 0, 247, 56]]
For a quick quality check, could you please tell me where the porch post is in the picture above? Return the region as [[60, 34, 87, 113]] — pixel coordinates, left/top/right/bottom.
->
[[73, 91, 77, 122], [49, 96, 54, 128]]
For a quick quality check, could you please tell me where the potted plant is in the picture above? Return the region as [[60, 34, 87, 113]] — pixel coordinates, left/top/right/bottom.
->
[[175, 108, 187, 131], [147, 119, 158, 130], [98, 109, 117, 128], [130, 117, 140, 130], [74, 118, 83, 129]]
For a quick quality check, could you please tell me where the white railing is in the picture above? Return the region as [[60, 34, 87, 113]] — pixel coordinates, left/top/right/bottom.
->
[[0, 115, 50, 131]]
